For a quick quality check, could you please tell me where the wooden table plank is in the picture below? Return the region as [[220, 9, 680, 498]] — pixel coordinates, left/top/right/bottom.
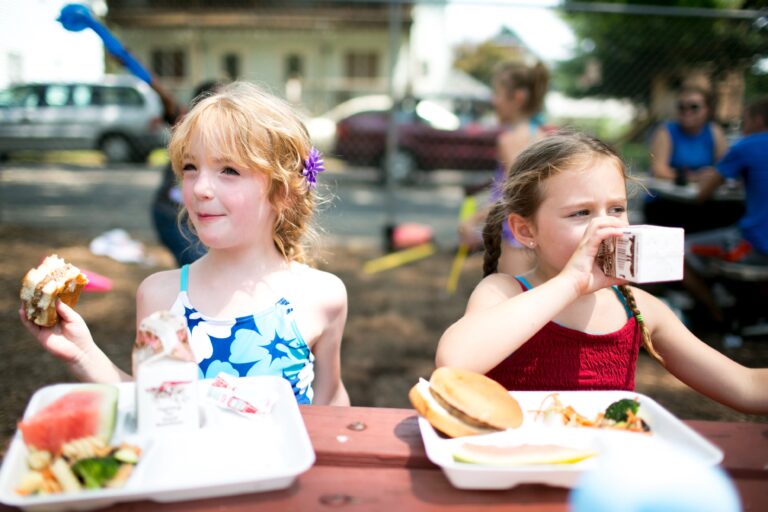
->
[[686, 420, 768, 476], [300, 405, 432, 468], [105, 466, 571, 512]]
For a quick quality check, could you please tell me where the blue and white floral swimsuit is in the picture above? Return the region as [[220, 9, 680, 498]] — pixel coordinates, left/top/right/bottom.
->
[[170, 265, 315, 404]]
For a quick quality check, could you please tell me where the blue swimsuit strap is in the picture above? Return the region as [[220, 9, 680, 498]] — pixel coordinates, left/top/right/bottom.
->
[[180, 264, 190, 292], [514, 275, 632, 319], [179, 264, 293, 314], [611, 286, 633, 319]]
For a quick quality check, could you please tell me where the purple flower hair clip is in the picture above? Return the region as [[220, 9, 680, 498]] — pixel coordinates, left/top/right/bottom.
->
[[302, 147, 325, 190]]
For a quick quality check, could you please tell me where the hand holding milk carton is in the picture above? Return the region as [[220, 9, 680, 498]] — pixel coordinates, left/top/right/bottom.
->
[[597, 225, 684, 283]]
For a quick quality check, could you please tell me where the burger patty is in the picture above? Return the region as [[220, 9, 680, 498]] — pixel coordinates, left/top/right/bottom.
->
[[429, 387, 498, 431]]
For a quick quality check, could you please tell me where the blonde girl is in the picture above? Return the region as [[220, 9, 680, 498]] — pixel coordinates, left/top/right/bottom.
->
[[438, 131, 766, 414], [21, 82, 349, 406]]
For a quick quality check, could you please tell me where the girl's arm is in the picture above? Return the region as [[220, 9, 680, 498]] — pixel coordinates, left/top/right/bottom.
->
[[306, 271, 350, 406], [19, 301, 129, 383], [496, 124, 541, 172], [711, 122, 729, 161], [436, 272, 580, 372], [437, 217, 627, 373], [649, 126, 676, 180], [637, 288, 768, 414], [458, 205, 490, 246]]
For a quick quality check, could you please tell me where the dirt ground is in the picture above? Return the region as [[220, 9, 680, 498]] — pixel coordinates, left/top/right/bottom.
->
[[1, 223, 766, 457]]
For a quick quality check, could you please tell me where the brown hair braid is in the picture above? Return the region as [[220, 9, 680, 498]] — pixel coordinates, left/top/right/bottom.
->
[[482, 201, 507, 277], [618, 285, 664, 365]]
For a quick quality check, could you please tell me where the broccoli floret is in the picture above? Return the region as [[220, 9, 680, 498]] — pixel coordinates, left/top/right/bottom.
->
[[71, 456, 120, 489], [604, 398, 640, 423]]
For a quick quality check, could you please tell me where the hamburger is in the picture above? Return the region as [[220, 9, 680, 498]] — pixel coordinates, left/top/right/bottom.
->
[[409, 367, 523, 438], [20, 255, 88, 327]]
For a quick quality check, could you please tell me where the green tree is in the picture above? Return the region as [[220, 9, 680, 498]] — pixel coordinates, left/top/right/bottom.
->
[[454, 38, 527, 85], [556, 0, 767, 104]]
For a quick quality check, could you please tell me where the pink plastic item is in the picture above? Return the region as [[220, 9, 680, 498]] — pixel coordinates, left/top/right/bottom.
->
[[81, 269, 113, 293], [391, 223, 433, 250]]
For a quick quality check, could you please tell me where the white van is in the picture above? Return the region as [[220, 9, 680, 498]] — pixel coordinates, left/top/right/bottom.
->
[[0, 75, 167, 163]]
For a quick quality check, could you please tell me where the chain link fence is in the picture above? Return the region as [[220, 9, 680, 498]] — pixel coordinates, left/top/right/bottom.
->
[[0, 0, 766, 173]]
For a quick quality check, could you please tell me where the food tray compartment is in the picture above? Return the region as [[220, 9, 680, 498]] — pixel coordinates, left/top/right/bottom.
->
[[0, 377, 315, 511]]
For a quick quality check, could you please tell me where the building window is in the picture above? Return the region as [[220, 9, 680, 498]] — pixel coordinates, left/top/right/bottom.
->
[[151, 49, 186, 78], [345, 51, 379, 79], [223, 53, 240, 80], [285, 54, 303, 80]]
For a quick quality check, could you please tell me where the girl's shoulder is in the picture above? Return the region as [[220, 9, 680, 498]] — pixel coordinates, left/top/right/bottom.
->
[[467, 272, 524, 311], [286, 263, 347, 310], [138, 268, 181, 291], [136, 268, 182, 320]]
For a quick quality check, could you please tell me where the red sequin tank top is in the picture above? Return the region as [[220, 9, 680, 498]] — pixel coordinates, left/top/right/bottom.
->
[[486, 277, 641, 391]]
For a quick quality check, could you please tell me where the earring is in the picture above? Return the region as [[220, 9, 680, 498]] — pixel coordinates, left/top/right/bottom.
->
[[529, 241, 535, 248]]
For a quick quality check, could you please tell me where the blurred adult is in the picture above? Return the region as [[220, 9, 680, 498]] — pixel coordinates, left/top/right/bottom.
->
[[150, 80, 225, 266], [683, 96, 768, 325], [644, 85, 742, 233], [458, 60, 549, 275], [649, 85, 728, 184]]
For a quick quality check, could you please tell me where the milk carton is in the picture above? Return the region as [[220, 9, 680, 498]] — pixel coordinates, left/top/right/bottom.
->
[[597, 225, 684, 283], [133, 311, 199, 433]]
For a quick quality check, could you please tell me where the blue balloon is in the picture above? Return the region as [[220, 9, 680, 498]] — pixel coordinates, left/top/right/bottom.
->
[[570, 441, 741, 512], [57, 3, 153, 85], [57, 3, 92, 32]]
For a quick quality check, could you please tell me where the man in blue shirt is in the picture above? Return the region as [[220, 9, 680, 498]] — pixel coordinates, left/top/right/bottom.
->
[[684, 97, 768, 326]]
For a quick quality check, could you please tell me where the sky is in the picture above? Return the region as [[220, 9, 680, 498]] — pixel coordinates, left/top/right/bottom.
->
[[0, 0, 105, 87]]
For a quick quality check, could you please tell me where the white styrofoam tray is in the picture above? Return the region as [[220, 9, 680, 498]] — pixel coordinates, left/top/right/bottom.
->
[[0, 376, 315, 511], [418, 390, 723, 490]]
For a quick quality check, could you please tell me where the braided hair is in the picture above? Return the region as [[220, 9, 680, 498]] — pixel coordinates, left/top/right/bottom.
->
[[482, 130, 664, 364], [618, 285, 663, 364]]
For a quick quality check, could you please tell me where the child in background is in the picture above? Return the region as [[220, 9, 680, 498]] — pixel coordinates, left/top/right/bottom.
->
[[20, 82, 349, 406], [437, 131, 767, 414], [458, 60, 550, 275]]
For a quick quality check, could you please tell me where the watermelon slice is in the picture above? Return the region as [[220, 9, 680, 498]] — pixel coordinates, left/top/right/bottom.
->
[[453, 443, 597, 466], [17, 385, 118, 454]]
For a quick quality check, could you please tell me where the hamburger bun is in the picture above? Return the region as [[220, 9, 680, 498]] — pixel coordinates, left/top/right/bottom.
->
[[20, 255, 88, 327], [409, 367, 523, 438]]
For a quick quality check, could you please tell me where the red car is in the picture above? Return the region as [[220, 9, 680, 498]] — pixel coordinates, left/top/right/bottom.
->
[[333, 97, 501, 182]]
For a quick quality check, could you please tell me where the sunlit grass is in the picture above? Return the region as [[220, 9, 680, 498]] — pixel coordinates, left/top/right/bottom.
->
[[7, 150, 105, 166], [148, 148, 169, 166], [4, 148, 171, 167]]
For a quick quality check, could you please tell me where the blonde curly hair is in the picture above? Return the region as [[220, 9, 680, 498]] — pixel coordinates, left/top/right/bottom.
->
[[168, 81, 317, 263]]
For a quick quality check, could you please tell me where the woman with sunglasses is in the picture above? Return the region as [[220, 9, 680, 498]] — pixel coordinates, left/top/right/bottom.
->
[[644, 85, 742, 235], [649, 85, 728, 185]]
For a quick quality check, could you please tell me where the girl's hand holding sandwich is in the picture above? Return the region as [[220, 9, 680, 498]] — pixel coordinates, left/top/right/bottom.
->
[[19, 301, 128, 383]]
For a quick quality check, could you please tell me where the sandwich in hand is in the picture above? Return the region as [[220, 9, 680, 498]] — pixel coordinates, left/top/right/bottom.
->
[[409, 367, 523, 438], [20, 255, 88, 327]]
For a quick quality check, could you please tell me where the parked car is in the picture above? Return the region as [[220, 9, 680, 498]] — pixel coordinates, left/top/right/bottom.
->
[[306, 94, 393, 156], [0, 75, 167, 163], [332, 96, 501, 181]]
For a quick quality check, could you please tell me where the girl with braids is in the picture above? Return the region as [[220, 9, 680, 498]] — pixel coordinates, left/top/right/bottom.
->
[[437, 131, 767, 413], [459, 60, 550, 275], [20, 82, 349, 406]]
